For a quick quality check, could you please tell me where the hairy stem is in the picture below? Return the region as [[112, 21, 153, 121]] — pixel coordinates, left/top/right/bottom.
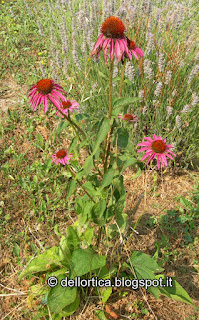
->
[[103, 59, 114, 174], [119, 58, 126, 98], [68, 166, 95, 202]]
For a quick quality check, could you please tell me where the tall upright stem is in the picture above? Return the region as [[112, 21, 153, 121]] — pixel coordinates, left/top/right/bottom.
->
[[108, 59, 114, 119], [119, 58, 126, 98], [103, 59, 114, 174]]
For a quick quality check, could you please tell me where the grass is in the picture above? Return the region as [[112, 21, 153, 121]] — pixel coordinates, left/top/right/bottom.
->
[[0, 0, 199, 319]]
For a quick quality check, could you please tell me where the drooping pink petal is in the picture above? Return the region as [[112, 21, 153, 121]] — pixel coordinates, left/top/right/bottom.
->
[[144, 137, 154, 142], [48, 95, 62, 109], [29, 84, 37, 91], [153, 134, 158, 140], [164, 153, 174, 160], [137, 147, 151, 152], [157, 155, 160, 169], [166, 150, 176, 157], [146, 153, 156, 165], [28, 88, 37, 97], [131, 50, 139, 60], [135, 47, 143, 57], [165, 144, 174, 148], [110, 39, 114, 62], [43, 95, 48, 113], [51, 90, 67, 101], [142, 150, 153, 161], [137, 142, 152, 147], [162, 154, 167, 167]]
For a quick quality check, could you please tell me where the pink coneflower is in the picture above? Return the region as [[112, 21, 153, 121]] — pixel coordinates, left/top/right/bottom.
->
[[28, 79, 67, 112], [137, 134, 176, 169], [51, 149, 73, 166], [118, 113, 139, 122], [91, 17, 143, 65], [125, 38, 143, 60], [55, 99, 79, 118], [91, 16, 132, 64]]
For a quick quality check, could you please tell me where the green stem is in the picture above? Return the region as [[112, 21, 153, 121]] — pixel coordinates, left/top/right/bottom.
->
[[66, 113, 86, 139], [119, 58, 126, 98], [68, 166, 96, 203], [108, 59, 114, 119], [103, 59, 126, 173], [52, 102, 103, 178], [54, 105, 86, 139], [103, 59, 114, 174]]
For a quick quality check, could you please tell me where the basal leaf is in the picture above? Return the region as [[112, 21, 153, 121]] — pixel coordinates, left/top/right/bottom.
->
[[156, 275, 194, 305], [130, 251, 164, 273], [47, 274, 77, 313], [71, 248, 106, 277], [19, 247, 61, 281]]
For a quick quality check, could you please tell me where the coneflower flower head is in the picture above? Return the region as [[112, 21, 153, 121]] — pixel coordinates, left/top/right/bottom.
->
[[55, 99, 79, 118], [28, 79, 67, 112], [118, 113, 139, 122], [51, 149, 73, 165], [91, 16, 143, 65], [137, 134, 176, 169]]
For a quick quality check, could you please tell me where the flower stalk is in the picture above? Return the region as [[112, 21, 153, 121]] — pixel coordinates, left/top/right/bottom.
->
[[68, 166, 96, 202], [103, 59, 114, 173], [119, 58, 126, 98]]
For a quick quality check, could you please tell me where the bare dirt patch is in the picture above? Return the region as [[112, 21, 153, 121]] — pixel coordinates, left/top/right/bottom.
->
[[0, 75, 28, 114]]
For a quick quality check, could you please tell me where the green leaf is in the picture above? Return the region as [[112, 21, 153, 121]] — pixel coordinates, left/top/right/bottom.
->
[[76, 194, 94, 220], [66, 179, 77, 202], [66, 226, 80, 250], [113, 97, 141, 109], [13, 243, 20, 257], [60, 296, 80, 316], [71, 248, 106, 277], [56, 121, 68, 137], [92, 200, 107, 225], [100, 169, 115, 190], [97, 266, 117, 280], [180, 197, 193, 209], [114, 128, 129, 148], [68, 136, 78, 153], [95, 310, 108, 320], [129, 251, 164, 299], [47, 274, 77, 313], [98, 71, 108, 80], [30, 284, 48, 297], [121, 158, 138, 173], [37, 134, 44, 147], [59, 237, 71, 263], [156, 275, 194, 305], [101, 287, 112, 305], [131, 167, 142, 179], [130, 251, 164, 273], [124, 78, 135, 85], [18, 247, 61, 281], [92, 118, 111, 155], [82, 181, 96, 197], [75, 170, 85, 180], [83, 155, 94, 175], [84, 227, 95, 245]]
